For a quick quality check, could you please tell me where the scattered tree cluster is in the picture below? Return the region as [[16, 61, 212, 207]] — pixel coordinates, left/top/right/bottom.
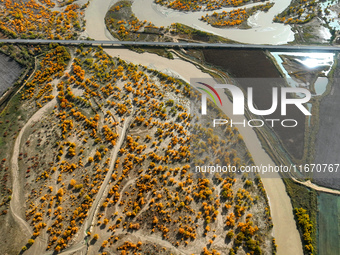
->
[[21, 45, 70, 106], [155, 0, 266, 11], [105, 1, 166, 42], [0, 0, 84, 39], [273, 0, 317, 24], [295, 207, 314, 254], [9, 44, 274, 254], [200, 3, 274, 27]]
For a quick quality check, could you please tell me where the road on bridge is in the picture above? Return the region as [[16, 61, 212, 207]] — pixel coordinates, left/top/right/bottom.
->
[[0, 39, 340, 51]]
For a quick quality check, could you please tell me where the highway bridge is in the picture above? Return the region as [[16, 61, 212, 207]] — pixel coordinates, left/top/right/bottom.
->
[[1, 39, 340, 51]]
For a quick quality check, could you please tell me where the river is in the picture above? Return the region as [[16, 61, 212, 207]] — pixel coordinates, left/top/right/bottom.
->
[[84, 0, 295, 45], [132, 0, 295, 45], [84, 0, 303, 254], [271, 52, 334, 96]]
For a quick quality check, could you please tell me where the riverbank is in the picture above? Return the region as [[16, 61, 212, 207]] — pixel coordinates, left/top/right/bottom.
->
[[131, 0, 295, 44], [104, 0, 238, 45], [202, 48, 306, 160], [84, 1, 304, 254]]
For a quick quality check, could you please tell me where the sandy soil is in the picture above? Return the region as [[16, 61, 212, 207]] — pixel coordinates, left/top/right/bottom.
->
[[10, 96, 57, 255], [9, 59, 75, 255], [83, 1, 304, 254], [191, 77, 304, 255]]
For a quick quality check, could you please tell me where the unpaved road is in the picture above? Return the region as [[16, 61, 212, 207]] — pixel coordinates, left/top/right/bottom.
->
[[10, 97, 57, 236], [84, 1, 304, 254], [292, 177, 340, 195], [43, 117, 132, 255], [9, 59, 74, 255]]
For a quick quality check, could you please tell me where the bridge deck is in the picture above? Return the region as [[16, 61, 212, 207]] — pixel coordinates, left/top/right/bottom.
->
[[0, 39, 340, 51]]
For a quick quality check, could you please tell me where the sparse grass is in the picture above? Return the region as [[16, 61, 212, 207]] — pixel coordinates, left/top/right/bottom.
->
[[0, 93, 24, 147]]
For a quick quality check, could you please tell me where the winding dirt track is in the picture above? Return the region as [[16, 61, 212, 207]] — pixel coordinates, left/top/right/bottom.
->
[[9, 97, 57, 247], [9, 57, 75, 254], [9, 57, 40, 230], [43, 117, 132, 255], [8, 1, 333, 254], [83, 1, 304, 254], [83, 117, 132, 236], [291, 177, 340, 195]]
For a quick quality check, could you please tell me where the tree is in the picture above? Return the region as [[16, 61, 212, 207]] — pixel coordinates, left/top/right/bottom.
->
[[70, 179, 76, 187], [57, 188, 64, 196], [101, 240, 108, 248], [227, 230, 234, 239]]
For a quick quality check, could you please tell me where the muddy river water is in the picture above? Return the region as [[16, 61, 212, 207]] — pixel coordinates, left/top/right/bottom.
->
[[132, 0, 295, 44], [84, 0, 303, 254]]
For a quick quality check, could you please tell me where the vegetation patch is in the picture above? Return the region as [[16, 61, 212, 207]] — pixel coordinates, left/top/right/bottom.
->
[[155, 0, 267, 12], [105, 0, 166, 42], [105, 0, 238, 45], [295, 207, 314, 254], [0, 0, 84, 39], [284, 178, 317, 255], [200, 3, 274, 28], [273, 0, 317, 24], [0, 44, 275, 254]]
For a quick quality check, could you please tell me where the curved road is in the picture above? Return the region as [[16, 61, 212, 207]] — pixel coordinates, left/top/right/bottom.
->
[[291, 177, 340, 195], [43, 117, 132, 255], [10, 97, 57, 241]]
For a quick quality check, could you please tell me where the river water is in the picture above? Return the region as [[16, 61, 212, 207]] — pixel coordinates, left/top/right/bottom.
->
[[84, 0, 303, 254], [320, 0, 340, 31], [270, 52, 334, 96], [132, 0, 295, 44]]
